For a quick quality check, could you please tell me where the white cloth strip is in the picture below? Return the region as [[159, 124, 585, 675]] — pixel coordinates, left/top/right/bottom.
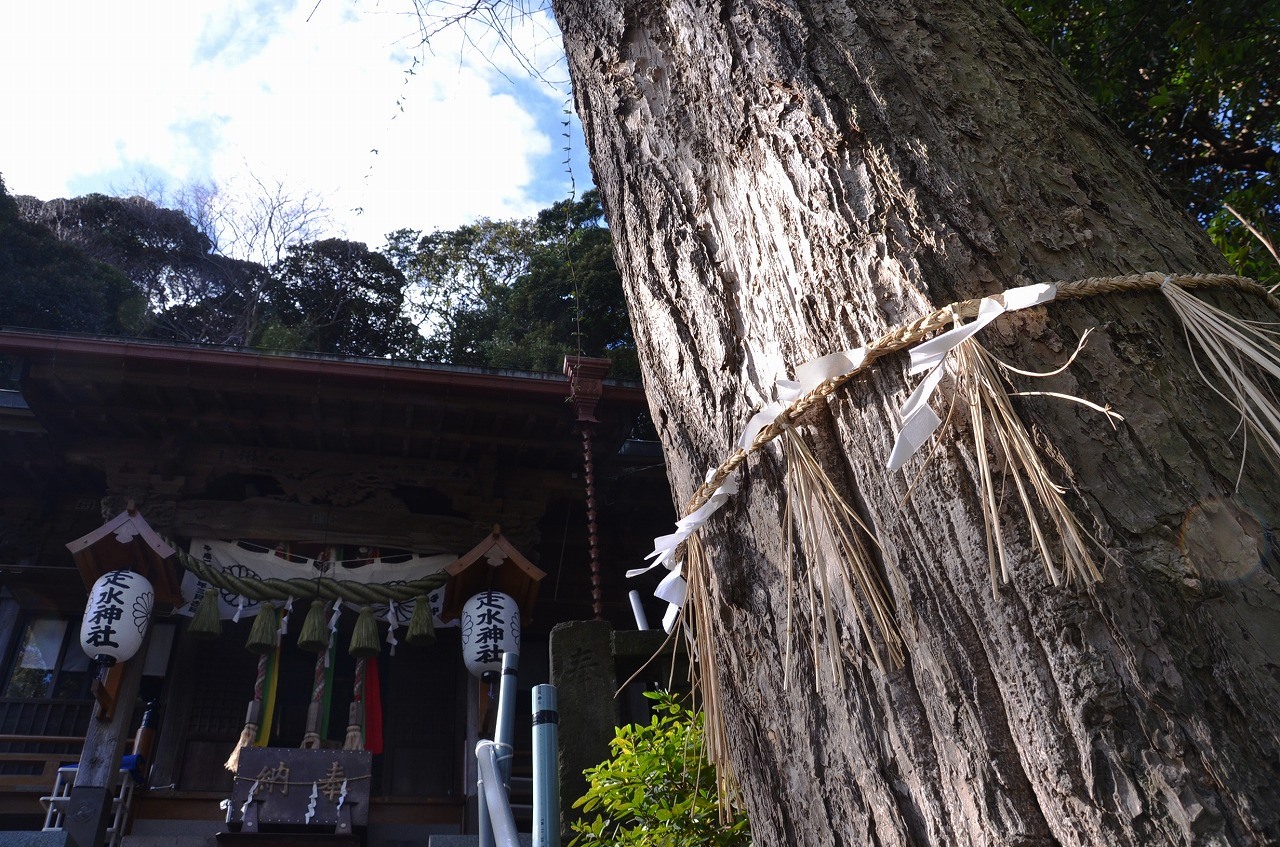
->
[[887, 362, 946, 471], [737, 401, 786, 451], [662, 602, 681, 634], [890, 283, 1058, 469], [631, 468, 739, 576], [794, 347, 867, 392], [654, 566, 687, 606], [909, 284, 1057, 374], [386, 600, 399, 655], [775, 379, 803, 403]]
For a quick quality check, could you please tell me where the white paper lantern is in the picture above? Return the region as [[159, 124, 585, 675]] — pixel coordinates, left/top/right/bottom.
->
[[460, 590, 520, 679], [81, 570, 154, 665]]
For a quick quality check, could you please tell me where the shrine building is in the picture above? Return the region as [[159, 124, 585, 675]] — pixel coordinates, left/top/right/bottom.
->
[[0, 328, 675, 846]]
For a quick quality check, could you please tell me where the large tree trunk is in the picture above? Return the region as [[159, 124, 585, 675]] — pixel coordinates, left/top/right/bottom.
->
[[551, 0, 1280, 844]]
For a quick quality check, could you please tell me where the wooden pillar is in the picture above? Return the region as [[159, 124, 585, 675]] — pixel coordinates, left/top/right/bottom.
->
[[64, 631, 149, 847]]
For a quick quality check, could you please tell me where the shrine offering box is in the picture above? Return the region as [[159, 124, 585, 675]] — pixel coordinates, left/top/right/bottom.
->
[[227, 748, 372, 835]]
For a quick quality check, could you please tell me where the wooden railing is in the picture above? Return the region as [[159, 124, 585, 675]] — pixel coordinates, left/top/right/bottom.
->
[[0, 699, 93, 792], [0, 735, 83, 792]]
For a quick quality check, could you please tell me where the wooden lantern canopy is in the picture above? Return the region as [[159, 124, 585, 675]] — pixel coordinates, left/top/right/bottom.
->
[[65, 505, 184, 608], [440, 526, 546, 625]]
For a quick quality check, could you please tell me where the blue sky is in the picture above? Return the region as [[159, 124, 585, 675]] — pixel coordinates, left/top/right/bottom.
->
[[0, 0, 591, 252]]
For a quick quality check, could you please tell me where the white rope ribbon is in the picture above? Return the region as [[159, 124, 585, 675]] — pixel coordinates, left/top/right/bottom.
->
[[278, 597, 293, 640], [888, 283, 1057, 470], [633, 467, 740, 576], [627, 284, 1056, 629], [386, 600, 399, 655]]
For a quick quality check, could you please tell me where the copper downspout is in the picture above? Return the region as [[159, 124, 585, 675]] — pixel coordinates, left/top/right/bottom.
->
[[580, 425, 602, 619], [563, 357, 613, 621]]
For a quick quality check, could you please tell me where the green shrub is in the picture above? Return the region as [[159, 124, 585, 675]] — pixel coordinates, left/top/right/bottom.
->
[[569, 691, 750, 847]]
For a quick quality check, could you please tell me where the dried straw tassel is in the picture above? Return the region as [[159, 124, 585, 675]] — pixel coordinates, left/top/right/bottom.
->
[[349, 606, 381, 659], [681, 534, 742, 822], [187, 587, 222, 640], [779, 424, 903, 680], [297, 599, 331, 653], [1162, 279, 1280, 482], [245, 603, 279, 654], [406, 595, 437, 646], [225, 655, 267, 771], [950, 339, 1108, 592]]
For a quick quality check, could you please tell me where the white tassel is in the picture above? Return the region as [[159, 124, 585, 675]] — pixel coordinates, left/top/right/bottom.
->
[[1162, 278, 1280, 484]]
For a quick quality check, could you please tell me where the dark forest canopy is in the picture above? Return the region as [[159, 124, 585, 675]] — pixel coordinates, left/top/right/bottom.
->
[[1009, 0, 1278, 284], [3, 176, 638, 376], [0, 175, 145, 336]]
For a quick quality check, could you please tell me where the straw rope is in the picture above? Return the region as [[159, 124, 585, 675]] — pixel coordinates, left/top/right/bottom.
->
[[169, 541, 447, 605], [232, 773, 372, 784], [682, 272, 1276, 518]]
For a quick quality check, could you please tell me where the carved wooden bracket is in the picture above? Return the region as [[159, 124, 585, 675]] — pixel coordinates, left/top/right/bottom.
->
[[563, 356, 613, 424]]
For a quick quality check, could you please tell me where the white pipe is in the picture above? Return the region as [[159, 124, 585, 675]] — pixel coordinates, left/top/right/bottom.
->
[[532, 684, 560, 847], [476, 741, 520, 847], [495, 651, 519, 785], [628, 590, 651, 630]]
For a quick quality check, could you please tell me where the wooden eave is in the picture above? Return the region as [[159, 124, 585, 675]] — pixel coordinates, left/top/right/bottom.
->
[[442, 529, 547, 624], [65, 509, 184, 607]]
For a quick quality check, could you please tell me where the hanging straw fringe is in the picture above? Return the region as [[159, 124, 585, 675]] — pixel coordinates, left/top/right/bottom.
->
[[246, 604, 279, 654], [1161, 278, 1280, 483], [949, 340, 1110, 592], [779, 425, 903, 679], [406, 595, 437, 646], [349, 607, 381, 659], [680, 535, 742, 822], [297, 600, 330, 653]]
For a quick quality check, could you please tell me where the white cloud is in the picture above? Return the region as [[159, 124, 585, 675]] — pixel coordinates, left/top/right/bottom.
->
[[0, 0, 576, 253]]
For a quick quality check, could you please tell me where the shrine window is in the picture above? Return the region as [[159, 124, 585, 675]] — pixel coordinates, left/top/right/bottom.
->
[[2, 615, 176, 701], [3, 617, 90, 700]]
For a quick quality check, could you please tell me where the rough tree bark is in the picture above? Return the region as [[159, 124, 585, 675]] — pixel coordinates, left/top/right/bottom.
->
[[551, 0, 1280, 844]]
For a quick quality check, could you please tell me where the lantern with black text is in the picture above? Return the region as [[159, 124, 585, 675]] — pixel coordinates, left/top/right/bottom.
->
[[80, 569, 154, 665], [460, 590, 520, 679]]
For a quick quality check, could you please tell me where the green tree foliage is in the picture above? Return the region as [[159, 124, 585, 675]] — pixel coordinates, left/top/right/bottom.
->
[[502, 193, 639, 376], [1010, 0, 1279, 284], [7, 176, 639, 372], [261, 238, 425, 358], [387, 218, 533, 365], [388, 190, 639, 377], [0, 175, 144, 334], [570, 691, 750, 847], [16, 191, 269, 344]]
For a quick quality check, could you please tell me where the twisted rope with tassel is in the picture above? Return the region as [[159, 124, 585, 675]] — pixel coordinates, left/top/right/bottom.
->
[[225, 652, 269, 771], [299, 650, 329, 750], [683, 272, 1279, 516], [344, 658, 367, 752]]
